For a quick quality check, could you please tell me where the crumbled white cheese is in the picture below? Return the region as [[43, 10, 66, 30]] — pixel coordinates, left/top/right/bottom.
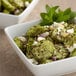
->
[[53, 22, 59, 27], [32, 41, 38, 45], [14, 9, 20, 14], [37, 37, 45, 41], [18, 37, 26, 42], [67, 43, 76, 52], [57, 26, 64, 34], [67, 46, 74, 52], [53, 22, 64, 28], [44, 26, 49, 28], [67, 28, 74, 34], [53, 22, 65, 34], [60, 21, 65, 25], [53, 22, 58, 26], [40, 32, 49, 37], [73, 44, 76, 48], [25, 1, 30, 7], [57, 27, 62, 34], [44, 32, 49, 35]]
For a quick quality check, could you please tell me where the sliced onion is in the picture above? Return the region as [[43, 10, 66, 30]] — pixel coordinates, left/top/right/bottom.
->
[[52, 56, 57, 61], [40, 32, 49, 37]]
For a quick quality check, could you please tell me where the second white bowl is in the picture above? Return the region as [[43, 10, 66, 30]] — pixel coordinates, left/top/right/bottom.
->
[[0, 0, 39, 29]]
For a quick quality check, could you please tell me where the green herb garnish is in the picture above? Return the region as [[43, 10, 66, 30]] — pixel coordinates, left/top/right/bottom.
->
[[40, 5, 76, 26]]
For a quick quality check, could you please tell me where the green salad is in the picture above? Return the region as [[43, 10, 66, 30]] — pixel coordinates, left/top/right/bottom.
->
[[0, 0, 32, 15], [14, 5, 76, 65]]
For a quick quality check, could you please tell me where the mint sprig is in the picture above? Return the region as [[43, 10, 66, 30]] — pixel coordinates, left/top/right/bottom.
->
[[40, 5, 76, 26]]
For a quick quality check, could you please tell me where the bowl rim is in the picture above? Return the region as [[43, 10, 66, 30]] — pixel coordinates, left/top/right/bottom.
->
[[5, 19, 76, 68]]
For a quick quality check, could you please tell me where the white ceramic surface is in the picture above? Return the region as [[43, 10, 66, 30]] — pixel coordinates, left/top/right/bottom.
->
[[5, 20, 76, 76], [0, 0, 39, 29]]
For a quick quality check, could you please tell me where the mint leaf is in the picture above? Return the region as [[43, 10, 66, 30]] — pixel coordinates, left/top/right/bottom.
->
[[48, 6, 59, 21], [40, 13, 49, 21], [64, 8, 71, 15], [40, 13, 53, 25], [56, 9, 71, 22], [70, 12, 76, 19], [40, 5, 76, 26], [40, 13, 52, 25], [41, 5, 59, 25], [46, 5, 51, 13]]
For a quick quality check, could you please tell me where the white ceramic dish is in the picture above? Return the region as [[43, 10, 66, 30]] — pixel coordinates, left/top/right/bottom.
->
[[0, 0, 39, 29], [5, 20, 76, 76]]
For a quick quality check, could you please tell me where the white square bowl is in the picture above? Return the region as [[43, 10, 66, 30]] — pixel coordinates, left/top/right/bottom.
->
[[5, 20, 76, 76], [0, 0, 39, 29]]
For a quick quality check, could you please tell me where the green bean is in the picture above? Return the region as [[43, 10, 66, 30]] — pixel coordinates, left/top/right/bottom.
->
[[70, 49, 76, 57], [3, 9, 10, 14], [2, 0, 15, 12], [8, 0, 24, 8]]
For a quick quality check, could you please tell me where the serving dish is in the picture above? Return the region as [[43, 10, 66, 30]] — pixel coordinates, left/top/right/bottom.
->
[[5, 19, 76, 76], [0, 0, 39, 29]]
